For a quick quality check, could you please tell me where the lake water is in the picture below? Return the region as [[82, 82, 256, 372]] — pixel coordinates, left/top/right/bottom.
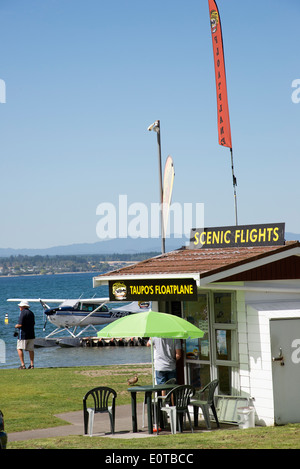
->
[[0, 273, 151, 369]]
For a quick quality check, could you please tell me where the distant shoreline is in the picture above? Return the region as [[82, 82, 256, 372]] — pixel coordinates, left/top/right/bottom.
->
[[0, 253, 148, 278], [0, 270, 105, 279]]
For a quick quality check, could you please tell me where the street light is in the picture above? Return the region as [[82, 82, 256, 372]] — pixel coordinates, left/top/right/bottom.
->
[[148, 120, 165, 254]]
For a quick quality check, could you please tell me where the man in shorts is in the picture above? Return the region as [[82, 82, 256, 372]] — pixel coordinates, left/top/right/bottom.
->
[[15, 301, 35, 369], [148, 337, 182, 384]]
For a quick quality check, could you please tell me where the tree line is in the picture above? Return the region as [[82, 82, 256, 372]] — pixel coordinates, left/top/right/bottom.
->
[[0, 253, 159, 276]]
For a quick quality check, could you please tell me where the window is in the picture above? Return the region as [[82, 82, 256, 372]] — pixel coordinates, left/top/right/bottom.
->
[[212, 292, 238, 395], [183, 291, 238, 395], [183, 294, 210, 389], [213, 292, 234, 323]]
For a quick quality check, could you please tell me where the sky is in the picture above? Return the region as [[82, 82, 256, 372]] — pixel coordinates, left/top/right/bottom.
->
[[0, 0, 299, 249]]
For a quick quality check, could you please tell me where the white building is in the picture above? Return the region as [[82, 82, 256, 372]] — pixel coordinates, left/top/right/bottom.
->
[[94, 224, 300, 426]]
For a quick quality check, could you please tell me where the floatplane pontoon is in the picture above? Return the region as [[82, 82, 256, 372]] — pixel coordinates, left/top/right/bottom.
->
[[7, 297, 151, 346]]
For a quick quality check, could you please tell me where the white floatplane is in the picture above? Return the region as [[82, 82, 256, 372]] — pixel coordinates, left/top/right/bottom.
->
[[7, 297, 151, 341]]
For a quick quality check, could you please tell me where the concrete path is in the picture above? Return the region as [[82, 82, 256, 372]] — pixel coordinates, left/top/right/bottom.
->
[[8, 403, 156, 441], [8, 402, 226, 443]]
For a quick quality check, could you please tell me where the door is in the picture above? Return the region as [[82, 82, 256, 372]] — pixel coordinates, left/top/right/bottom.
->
[[270, 318, 300, 424]]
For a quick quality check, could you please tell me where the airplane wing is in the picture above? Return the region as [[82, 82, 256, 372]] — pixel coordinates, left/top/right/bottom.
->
[[71, 298, 110, 304], [7, 298, 67, 303], [110, 301, 152, 313], [7, 297, 110, 304]]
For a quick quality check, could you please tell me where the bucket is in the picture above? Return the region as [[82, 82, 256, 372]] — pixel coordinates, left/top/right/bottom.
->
[[237, 406, 255, 429]]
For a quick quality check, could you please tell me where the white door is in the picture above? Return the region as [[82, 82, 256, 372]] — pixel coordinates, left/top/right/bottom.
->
[[270, 318, 300, 424]]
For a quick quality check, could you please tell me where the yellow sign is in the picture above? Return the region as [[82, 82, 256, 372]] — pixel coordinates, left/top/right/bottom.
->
[[109, 279, 197, 301], [190, 223, 285, 249]]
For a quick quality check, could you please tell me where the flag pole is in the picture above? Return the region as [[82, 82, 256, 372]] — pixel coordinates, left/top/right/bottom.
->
[[208, 0, 239, 227], [156, 121, 165, 254], [230, 147, 238, 226]]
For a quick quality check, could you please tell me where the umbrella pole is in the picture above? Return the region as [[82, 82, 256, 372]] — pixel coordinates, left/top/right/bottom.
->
[[150, 340, 158, 432], [151, 340, 155, 386]]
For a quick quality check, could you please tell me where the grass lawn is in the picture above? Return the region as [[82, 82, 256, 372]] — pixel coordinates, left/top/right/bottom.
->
[[8, 424, 300, 450], [1, 364, 153, 432], [2, 364, 300, 449]]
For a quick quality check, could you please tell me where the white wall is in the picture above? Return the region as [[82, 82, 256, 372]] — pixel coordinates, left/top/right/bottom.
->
[[236, 280, 300, 426]]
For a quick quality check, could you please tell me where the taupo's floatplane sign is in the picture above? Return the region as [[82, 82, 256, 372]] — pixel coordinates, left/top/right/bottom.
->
[[109, 279, 197, 301], [190, 223, 285, 249]]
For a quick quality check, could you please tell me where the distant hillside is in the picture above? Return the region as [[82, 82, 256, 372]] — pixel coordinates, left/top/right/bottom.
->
[[285, 232, 300, 242], [0, 236, 188, 257], [0, 232, 298, 258]]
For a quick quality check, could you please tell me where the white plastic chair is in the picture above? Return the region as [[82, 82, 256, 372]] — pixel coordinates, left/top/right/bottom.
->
[[159, 404, 177, 434]]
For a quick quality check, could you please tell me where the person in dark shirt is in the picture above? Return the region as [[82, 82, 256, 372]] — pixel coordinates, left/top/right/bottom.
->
[[15, 301, 35, 369]]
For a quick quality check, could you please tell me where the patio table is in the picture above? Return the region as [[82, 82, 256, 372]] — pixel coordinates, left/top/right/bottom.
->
[[127, 384, 177, 434]]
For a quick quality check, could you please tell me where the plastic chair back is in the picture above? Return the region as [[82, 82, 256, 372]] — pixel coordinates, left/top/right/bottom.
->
[[158, 385, 195, 433], [197, 379, 219, 404], [172, 385, 195, 411], [83, 386, 117, 435], [192, 379, 220, 429]]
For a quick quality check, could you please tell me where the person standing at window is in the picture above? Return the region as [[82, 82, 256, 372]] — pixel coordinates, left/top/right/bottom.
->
[[148, 337, 182, 384]]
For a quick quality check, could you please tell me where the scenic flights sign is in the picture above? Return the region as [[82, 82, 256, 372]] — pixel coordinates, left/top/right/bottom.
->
[[109, 278, 197, 302], [190, 223, 285, 249]]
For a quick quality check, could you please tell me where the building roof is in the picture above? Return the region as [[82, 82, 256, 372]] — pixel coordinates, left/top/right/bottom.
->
[[93, 241, 300, 287]]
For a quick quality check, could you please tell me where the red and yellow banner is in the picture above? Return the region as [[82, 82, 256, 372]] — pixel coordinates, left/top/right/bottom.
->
[[208, 0, 232, 149]]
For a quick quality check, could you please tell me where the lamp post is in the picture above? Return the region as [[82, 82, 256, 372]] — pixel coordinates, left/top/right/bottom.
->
[[148, 120, 165, 254]]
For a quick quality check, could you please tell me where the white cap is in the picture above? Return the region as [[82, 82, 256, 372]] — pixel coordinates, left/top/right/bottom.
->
[[18, 301, 30, 308]]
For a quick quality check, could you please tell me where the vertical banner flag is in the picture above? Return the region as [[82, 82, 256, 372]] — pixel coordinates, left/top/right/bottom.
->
[[162, 155, 175, 238], [208, 0, 232, 149]]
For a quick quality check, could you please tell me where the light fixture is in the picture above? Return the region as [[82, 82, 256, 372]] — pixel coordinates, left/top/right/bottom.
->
[[147, 120, 160, 133]]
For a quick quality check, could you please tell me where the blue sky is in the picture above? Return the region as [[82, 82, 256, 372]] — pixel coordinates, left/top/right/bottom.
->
[[0, 0, 299, 249]]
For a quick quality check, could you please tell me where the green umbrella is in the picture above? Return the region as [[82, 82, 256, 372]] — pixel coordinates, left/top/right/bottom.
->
[[97, 310, 204, 340], [97, 310, 204, 387]]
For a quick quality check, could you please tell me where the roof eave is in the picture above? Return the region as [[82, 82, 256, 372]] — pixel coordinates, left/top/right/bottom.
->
[[93, 272, 201, 287], [93, 242, 300, 289], [199, 244, 300, 285]]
